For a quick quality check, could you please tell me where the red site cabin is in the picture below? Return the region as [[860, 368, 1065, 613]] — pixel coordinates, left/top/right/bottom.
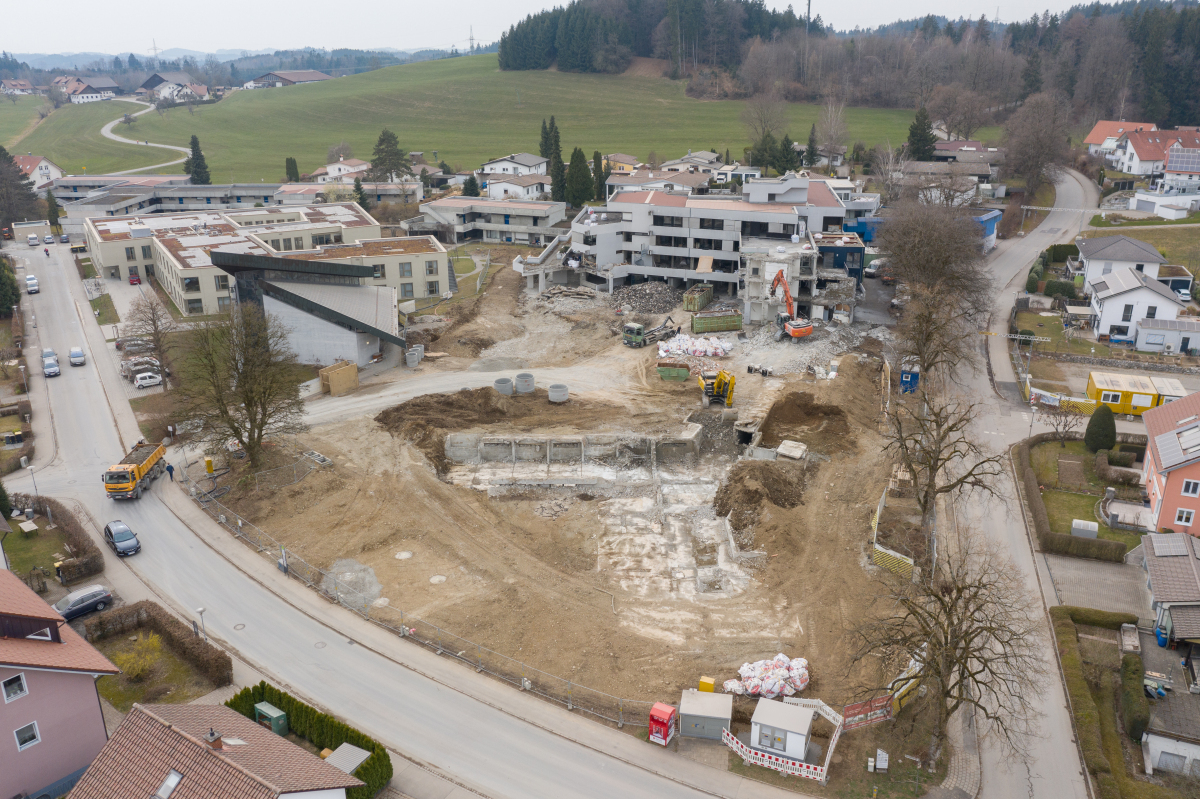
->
[[649, 703, 677, 746]]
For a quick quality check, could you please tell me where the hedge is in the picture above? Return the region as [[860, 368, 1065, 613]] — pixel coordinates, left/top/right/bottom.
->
[[84, 599, 232, 687], [8, 492, 103, 582], [226, 681, 392, 799], [1121, 653, 1149, 742], [1049, 243, 1080, 262], [1058, 606, 1139, 630], [1026, 270, 1040, 293], [1095, 450, 1141, 486], [1107, 450, 1137, 469], [1050, 607, 1110, 775], [1044, 279, 1078, 299]]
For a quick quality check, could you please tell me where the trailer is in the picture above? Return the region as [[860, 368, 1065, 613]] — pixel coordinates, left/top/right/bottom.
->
[[682, 283, 715, 312], [691, 309, 743, 334]]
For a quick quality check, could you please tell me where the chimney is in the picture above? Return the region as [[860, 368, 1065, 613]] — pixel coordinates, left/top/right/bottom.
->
[[203, 728, 223, 750]]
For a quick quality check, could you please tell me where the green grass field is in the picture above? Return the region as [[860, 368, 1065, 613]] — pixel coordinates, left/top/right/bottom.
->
[[0, 95, 46, 149], [20, 54, 936, 182]]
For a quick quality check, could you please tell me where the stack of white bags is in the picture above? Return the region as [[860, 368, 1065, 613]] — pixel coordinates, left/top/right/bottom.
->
[[722, 653, 811, 698], [657, 335, 735, 359]]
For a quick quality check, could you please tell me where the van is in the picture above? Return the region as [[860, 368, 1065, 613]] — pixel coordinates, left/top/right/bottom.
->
[[26, 234, 38, 247]]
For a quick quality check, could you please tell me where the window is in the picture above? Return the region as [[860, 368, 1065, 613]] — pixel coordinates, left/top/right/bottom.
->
[[25, 628, 50, 640], [401, 283, 414, 298], [2, 674, 27, 703], [128, 265, 139, 278], [372, 264, 386, 279], [281, 238, 292, 251], [398, 262, 412, 277], [205, 197, 212, 205], [294, 237, 303, 250], [652, 215, 683, 228], [141, 245, 152, 259], [313, 233, 332, 246], [1099, 391, 1123, 404], [217, 296, 230, 312], [1147, 306, 1157, 319], [182, 277, 200, 293], [503, 215, 510, 225], [1122, 304, 1134, 322], [155, 770, 183, 799], [214, 275, 229, 291], [270, 239, 280, 250], [427, 281, 439, 296], [1102, 261, 1113, 275], [125, 246, 136, 261], [698, 218, 724, 231], [1136, 263, 1145, 272], [186, 299, 204, 314], [1183, 480, 1200, 497], [758, 724, 786, 751], [425, 260, 438, 275], [14, 721, 39, 751]]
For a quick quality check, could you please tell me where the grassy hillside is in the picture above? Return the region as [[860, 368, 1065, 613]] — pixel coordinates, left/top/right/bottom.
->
[[17, 99, 169, 175], [21, 54, 951, 183], [0, 95, 46, 149]]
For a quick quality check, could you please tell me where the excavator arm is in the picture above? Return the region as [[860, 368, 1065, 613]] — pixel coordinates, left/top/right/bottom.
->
[[768, 270, 795, 319]]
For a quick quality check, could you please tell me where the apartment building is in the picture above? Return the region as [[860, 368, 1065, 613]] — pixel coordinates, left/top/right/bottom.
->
[[401, 196, 568, 245]]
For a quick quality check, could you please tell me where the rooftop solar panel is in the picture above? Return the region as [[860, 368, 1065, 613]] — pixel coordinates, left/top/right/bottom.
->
[[1151, 532, 1190, 557]]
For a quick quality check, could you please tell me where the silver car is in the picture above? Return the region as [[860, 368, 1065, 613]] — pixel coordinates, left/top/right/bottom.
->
[[42, 357, 60, 377], [69, 347, 86, 366]]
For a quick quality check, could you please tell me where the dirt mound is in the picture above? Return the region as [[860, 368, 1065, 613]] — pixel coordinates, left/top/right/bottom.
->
[[758, 391, 855, 452], [714, 460, 807, 532]]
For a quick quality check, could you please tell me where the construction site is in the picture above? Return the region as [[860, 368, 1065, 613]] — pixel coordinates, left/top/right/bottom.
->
[[204, 252, 917, 782]]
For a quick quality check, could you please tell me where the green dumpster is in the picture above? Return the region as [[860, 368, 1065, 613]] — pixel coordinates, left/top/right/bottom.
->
[[254, 701, 288, 735]]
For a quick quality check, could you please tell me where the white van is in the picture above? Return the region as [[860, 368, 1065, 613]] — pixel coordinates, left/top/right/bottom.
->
[[26, 234, 38, 247]]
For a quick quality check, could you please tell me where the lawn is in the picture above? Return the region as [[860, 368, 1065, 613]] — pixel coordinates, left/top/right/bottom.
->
[[1040, 489, 1142, 549], [1031, 440, 1102, 488], [90, 294, 119, 325], [16, 99, 169, 176], [75, 256, 96, 280], [25, 54, 924, 181], [0, 95, 46, 149], [1081, 227, 1200, 269], [1089, 213, 1200, 228], [2, 518, 68, 575], [1014, 311, 1113, 357], [95, 631, 217, 712]]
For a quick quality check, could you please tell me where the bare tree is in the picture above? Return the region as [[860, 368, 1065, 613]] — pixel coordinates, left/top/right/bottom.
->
[[851, 529, 1048, 757], [327, 140, 354, 165], [816, 98, 847, 174], [175, 306, 307, 467], [0, 347, 17, 378], [928, 85, 991, 141], [916, 163, 977, 208], [47, 87, 67, 108], [740, 92, 785, 145], [894, 291, 981, 384], [119, 113, 135, 127], [1004, 91, 1071, 196], [646, 150, 660, 169], [1037, 401, 1083, 447], [870, 141, 908, 204], [36, 105, 52, 120], [125, 294, 179, 384], [5, 94, 16, 106]]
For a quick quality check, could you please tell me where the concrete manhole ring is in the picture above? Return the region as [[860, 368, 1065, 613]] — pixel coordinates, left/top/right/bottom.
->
[[429, 575, 446, 584], [233, 623, 245, 631], [396, 551, 413, 560], [314, 641, 326, 649]]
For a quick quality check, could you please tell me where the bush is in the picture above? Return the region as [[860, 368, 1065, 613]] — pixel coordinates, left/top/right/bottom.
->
[[85, 600, 232, 686], [1049, 243, 1080, 262], [1044, 279, 1078, 299], [1050, 608, 1110, 774], [9, 493, 103, 580], [1121, 653, 1149, 741], [1085, 406, 1117, 453], [1059, 607, 1138, 630], [1108, 450, 1137, 468], [1026, 270, 1040, 293], [227, 682, 392, 799], [1095, 450, 1142, 487], [111, 632, 162, 681]]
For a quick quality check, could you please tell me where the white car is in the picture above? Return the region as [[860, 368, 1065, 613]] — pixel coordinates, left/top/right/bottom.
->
[[133, 372, 163, 389], [1177, 289, 1192, 305], [25, 275, 38, 294], [43, 234, 54, 245], [69, 347, 86, 366]]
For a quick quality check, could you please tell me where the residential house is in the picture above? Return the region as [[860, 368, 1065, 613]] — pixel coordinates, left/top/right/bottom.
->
[[486, 174, 551, 200], [1, 79, 35, 95], [1135, 319, 1200, 354], [713, 162, 762, 183], [139, 72, 196, 93], [245, 70, 332, 88], [1084, 120, 1156, 158], [1163, 142, 1200, 193], [0, 569, 119, 799], [66, 83, 104, 104], [931, 140, 985, 160], [1076, 235, 1168, 290], [313, 156, 371, 184], [401, 196, 567, 246], [13, 155, 64, 192], [1086, 267, 1185, 339], [68, 703, 363, 799], [660, 150, 722, 174], [284, 235, 450, 305], [1143, 394, 1200, 533], [81, 76, 119, 97], [1112, 129, 1185, 176], [1133, 621, 1200, 778], [604, 153, 640, 173], [479, 153, 548, 177], [604, 169, 710, 199]]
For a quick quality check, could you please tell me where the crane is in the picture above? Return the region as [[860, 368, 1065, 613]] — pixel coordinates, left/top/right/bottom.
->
[[769, 270, 813, 341]]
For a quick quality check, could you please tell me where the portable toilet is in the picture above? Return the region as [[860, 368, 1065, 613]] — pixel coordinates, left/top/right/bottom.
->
[[899, 358, 920, 394], [253, 701, 288, 736], [679, 689, 733, 740], [648, 702, 677, 746]]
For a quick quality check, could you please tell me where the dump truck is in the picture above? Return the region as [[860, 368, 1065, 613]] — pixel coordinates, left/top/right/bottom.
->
[[104, 440, 166, 499], [691, 309, 743, 334], [682, 283, 715, 312], [623, 317, 679, 348]]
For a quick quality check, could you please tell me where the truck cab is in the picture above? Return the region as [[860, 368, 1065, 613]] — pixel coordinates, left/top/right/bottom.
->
[[622, 323, 646, 347]]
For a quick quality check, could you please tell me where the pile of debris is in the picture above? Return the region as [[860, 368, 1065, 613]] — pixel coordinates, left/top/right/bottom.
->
[[533, 285, 600, 313], [723, 653, 811, 698], [611, 281, 684, 314]]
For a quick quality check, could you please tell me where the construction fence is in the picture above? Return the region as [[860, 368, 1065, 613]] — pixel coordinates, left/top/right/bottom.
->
[[176, 467, 658, 730]]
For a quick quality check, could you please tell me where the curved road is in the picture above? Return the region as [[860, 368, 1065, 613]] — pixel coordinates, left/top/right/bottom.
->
[[97, 99, 189, 175]]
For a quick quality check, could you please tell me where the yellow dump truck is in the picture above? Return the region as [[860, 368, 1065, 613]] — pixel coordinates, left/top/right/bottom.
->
[[103, 441, 166, 499]]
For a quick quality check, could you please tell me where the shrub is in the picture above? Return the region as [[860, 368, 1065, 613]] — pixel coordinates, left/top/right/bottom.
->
[[1044, 279, 1077, 299], [226, 682, 392, 799], [1049, 243, 1080, 262], [85, 600, 232, 686], [111, 632, 162, 681], [1121, 653, 1149, 741], [1050, 608, 1109, 774], [1026, 270, 1040, 293], [1059, 607, 1138, 630], [1108, 450, 1136, 468], [1095, 450, 1142, 487], [1085, 406, 1117, 453]]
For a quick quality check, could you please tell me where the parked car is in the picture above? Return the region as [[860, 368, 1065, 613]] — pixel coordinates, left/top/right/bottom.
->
[[1176, 289, 1192, 305], [129, 272, 141, 285], [43, 234, 54, 245], [26, 234, 38, 247], [25, 275, 38, 294], [40, 348, 56, 361], [59, 233, 69, 243], [52, 585, 113, 620], [115, 336, 148, 351], [864, 258, 887, 278], [134, 372, 162, 389], [103, 521, 141, 556], [69, 346, 86, 366], [42, 357, 60, 377]]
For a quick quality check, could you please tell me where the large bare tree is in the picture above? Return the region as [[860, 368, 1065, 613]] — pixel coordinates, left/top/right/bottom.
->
[[1036, 401, 1084, 447], [928, 84, 992, 141], [124, 293, 179, 385], [326, 140, 354, 165], [1003, 91, 1071, 196], [740, 92, 785, 145], [851, 529, 1048, 756], [870, 142, 909, 204], [816, 98, 847, 174], [175, 306, 307, 467]]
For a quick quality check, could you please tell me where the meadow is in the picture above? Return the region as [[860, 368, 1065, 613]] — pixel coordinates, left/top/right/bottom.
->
[[15, 54, 998, 182], [0, 94, 45, 149]]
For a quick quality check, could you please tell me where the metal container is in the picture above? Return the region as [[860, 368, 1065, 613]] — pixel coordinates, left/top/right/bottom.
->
[[514, 372, 535, 393], [548, 384, 569, 403], [691, 310, 742, 333], [494, 377, 514, 395]]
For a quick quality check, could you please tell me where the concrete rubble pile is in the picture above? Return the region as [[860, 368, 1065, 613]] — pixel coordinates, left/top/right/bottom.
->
[[610, 281, 685, 314], [534, 285, 600, 313], [723, 653, 811, 698]]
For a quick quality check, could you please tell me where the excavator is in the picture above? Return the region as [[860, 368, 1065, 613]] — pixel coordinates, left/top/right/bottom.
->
[[769, 271, 814, 342], [699, 370, 735, 408]]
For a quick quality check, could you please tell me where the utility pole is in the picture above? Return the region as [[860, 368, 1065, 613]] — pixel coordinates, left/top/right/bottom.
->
[[470, 26, 475, 54]]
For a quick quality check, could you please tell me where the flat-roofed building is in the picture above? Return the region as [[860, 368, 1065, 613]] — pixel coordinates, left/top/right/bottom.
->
[[402, 196, 568, 245]]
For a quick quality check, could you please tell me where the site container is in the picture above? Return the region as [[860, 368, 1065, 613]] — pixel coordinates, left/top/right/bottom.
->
[[691, 310, 743, 334], [683, 283, 715, 312]]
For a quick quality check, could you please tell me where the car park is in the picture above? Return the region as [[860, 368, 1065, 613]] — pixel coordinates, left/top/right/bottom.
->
[[103, 521, 141, 556], [43, 234, 54, 245], [52, 585, 113, 620], [69, 347, 86, 366], [42, 357, 60, 377], [60, 233, 69, 243], [134, 372, 163, 389]]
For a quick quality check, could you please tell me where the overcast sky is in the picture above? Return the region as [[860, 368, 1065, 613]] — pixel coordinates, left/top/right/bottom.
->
[[4, 0, 1086, 56]]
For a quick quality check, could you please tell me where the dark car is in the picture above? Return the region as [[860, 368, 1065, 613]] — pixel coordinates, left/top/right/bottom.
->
[[103, 521, 141, 556], [60, 233, 69, 243], [53, 585, 113, 620]]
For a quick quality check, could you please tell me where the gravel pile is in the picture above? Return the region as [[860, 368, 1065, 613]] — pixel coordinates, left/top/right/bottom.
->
[[610, 281, 684, 314]]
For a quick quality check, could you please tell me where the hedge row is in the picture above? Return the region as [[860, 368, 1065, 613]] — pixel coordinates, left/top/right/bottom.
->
[[1095, 450, 1142, 486], [1044, 279, 1078, 299], [226, 681, 392, 799], [84, 599, 232, 687], [1050, 607, 1110, 775], [1048, 243, 1080, 262], [1058, 606, 1139, 630], [1015, 437, 1128, 561], [1121, 653, 1150, 742], [9, 492, 103, 581], [1108, 450, 1137, 469]]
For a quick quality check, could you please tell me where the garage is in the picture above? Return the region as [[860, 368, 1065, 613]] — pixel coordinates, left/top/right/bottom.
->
[[1136, 199, 1156, 212]]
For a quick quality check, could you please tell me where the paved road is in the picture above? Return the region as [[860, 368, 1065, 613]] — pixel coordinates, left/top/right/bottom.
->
[[3, 245, 813, 799], [97, 99, 189, 175]]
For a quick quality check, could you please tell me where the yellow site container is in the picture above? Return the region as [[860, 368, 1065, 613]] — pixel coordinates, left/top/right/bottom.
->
[[698, 676, 715, 692], [1086, 371, 1158, 416]]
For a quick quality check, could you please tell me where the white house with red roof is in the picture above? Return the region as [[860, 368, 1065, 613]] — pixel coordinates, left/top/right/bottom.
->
[[12, 155, 64, 192], [1163, 140, 1200, 193], [1113, 129, 1198, 176], [1084, 120, 1156, 158], [0, 79, 35, 95]]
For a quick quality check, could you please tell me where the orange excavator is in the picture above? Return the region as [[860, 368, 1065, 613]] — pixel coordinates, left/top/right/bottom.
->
[[769, 271, 813, 341]]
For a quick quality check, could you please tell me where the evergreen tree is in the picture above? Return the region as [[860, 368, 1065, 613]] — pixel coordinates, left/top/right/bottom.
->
[[549, 117, 562, 163], [753, 132, 779, 174], [776, 133, 799, 173], [725, 148, 730, 164], [285, 157, 300, 183], [539, 119, 550, 158], [592, 151, 605, 201], [188, 135, 211, 184], [45, 190, 60, 230], [1083, 405, 1117, 453], [906, 107, 937, 161], [368, 129, 412, 182], [565, 147, 593, 207], [0, 477, 10, 521], [462, 175, 480, 196], [1020, 52, 1043, 100], [804, 124, 819, 167], [0, 260, 20, 316], [550, 153, 566, 202], [0, 146, 39, 229], [353, 177, 370, 211]]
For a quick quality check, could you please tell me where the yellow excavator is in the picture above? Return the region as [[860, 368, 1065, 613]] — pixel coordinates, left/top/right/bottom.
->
[[699, 370, 735, 408]]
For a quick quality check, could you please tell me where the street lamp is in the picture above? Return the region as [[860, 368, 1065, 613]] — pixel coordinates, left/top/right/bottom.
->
[[18, 364, 27, 394], [197, 608, 207, 642], [28, 466, 38, 505]]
